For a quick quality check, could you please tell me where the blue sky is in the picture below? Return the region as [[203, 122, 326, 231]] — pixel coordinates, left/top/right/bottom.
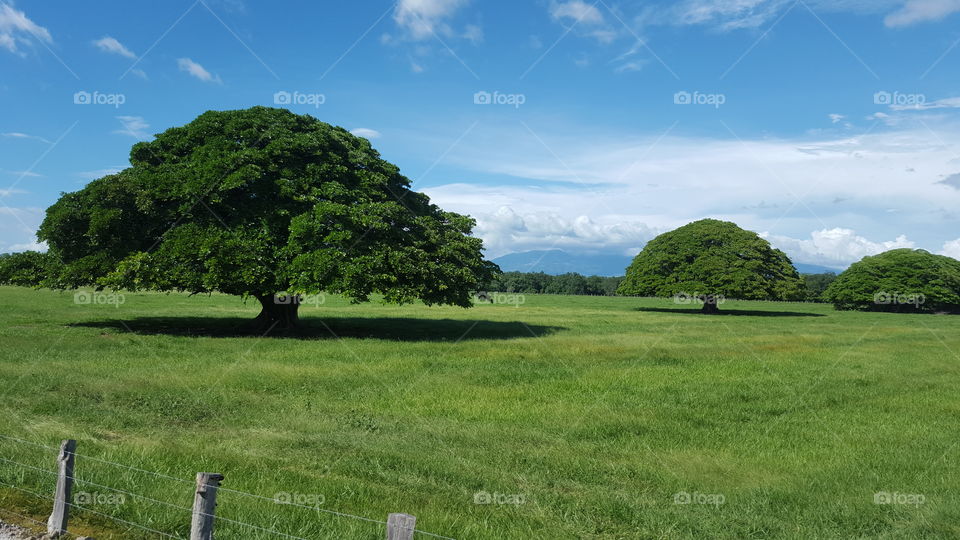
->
[[2, 0, 960, 269]]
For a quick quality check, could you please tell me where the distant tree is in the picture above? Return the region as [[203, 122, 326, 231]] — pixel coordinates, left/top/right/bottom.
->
[[483, 271, 623, 296], [37, 107, 498, 329], [0, 251, 57, 287], [824, 249, 960, 312], [617, 219, 805, 313], [802, 272, 837, 302]]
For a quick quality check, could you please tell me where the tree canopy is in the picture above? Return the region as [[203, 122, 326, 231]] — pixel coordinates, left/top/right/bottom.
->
[[824, 248, 960, 312], [37, 106, 498, 327], [0, 251, 57, 287], [617, 219, 804, 311]]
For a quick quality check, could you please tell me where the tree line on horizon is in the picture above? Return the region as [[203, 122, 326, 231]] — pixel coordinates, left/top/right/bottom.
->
[[0, 107, 958, 321]]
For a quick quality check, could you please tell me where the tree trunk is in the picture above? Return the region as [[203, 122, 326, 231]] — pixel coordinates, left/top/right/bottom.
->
[[253, 294, 301, 331], [700, 295, 720, 314]]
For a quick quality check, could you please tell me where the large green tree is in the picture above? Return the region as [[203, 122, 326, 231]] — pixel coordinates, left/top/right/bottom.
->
[[617, 219, 804, 313], [38, 107, 498, 329], [824, 249, 960, 312]]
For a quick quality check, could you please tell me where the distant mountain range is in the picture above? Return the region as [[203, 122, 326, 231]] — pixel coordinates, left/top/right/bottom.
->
[[491, 250, 842, 277]]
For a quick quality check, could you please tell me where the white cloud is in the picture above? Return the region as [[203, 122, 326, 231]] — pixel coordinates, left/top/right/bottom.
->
[[7, 240, 46, 252], [2, 132, 50, 144], [350, 128, 382, 139], [763, 229, 915, 268], [412, 120, 960, 263], [0, 3, 52, 55], [0, 188, 28, 197], [114, 116, 150, 139], [2, 170, 41, 178], [829, 113, 845, 124], [78, 167, 125, 181], [461, 205, 657, 258], [885, 0, 960, 26], [93, 36, 135, 59], [393, 0, 469, 40], [177, 58, 221, 83], [890, 96, 960, 111], [550, 1, 606, 25], [130, 68, 148, 80], [941, 238, 960, 259], [0, 206, 44, 253]]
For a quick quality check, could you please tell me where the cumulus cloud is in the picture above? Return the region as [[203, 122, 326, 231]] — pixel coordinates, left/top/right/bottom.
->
[[93, 36, 135, 58], [177, 58, 221, 83], [468, 205, 657, 258], [413, 120, 959, 264], [885, 0, 960, 26], [0, 3, 52, 55], [114, 116, 150, 139], [550, 1, 606, 25], [941, 238, 960, 259], [763, 229, 915, 268], [350, 128, 382, 139], [393, 0, 470, 40]]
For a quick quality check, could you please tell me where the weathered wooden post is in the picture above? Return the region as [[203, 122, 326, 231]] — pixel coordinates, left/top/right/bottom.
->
[[47, 439, 76, 537], [386, 512, 416, 540], [190, 472, 224, 540]]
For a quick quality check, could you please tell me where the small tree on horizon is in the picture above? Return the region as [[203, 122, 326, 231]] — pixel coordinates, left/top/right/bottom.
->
[[37, 107, 498, 330], [617, 219, 804, 313]]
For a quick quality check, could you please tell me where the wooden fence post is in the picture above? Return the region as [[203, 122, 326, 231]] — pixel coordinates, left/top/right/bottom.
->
[[386, 512, 416, 540], [47, 439, 76, 537], [190, 472, 224, 540]]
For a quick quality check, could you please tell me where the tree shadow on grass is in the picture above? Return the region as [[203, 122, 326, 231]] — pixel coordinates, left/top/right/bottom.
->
[[69, 316, 565, 341], [633, 307, 826, 317]]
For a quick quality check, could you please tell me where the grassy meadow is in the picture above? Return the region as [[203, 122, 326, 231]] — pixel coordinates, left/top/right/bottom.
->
[[0, 285, 958, 539]]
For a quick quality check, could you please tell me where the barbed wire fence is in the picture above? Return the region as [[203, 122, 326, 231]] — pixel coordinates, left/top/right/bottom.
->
[[0, 434, 454, 540]]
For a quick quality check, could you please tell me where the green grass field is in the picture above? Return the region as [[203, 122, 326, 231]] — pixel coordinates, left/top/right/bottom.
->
[[0, 285, 958, 539]]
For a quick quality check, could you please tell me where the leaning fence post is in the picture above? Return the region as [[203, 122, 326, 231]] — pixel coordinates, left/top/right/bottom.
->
[[190, 472, 224, 540], [386, 512, 416, 540], [47, 439, 76, 537]]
